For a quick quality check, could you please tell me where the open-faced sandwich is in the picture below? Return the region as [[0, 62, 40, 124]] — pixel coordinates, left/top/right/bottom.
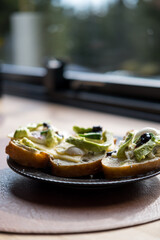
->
[[102, 127, 160, 179], [6, 122, 64, 168], [50, 125, 115, 177]]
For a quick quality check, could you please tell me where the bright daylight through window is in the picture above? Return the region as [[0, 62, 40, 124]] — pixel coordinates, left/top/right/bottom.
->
[[0, 0, 160, 122], [0, 0, 160, 79]]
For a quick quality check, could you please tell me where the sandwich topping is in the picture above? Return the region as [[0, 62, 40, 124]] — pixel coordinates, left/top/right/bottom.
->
[[10, 122, 64, 151], [111, 127, 160, 162], [66, 125, 114, 153], [9, 124, 114, 163], [49, 126, 114, 163]]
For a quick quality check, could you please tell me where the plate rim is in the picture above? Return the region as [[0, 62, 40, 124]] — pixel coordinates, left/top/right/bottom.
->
[[7, 157, 160, 188]]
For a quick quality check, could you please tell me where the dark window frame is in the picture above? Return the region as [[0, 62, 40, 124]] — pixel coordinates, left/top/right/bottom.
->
[[1, 61, 160, 122]]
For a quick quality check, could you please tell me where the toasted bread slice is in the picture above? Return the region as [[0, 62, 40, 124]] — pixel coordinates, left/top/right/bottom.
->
[[102, 156, 160, 179], [6, 141, 50, 168], [50, 153, 105, 177]]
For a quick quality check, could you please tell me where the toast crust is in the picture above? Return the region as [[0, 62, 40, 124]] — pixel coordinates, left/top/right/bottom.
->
[[50, 154, 104, 177], [6, 141, 50, 168], [102, 156, 160, 179]]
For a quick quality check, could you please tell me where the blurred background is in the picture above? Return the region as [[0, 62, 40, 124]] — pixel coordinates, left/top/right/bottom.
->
[[0, 0, 160, 121], [1, 0, 160, 77]]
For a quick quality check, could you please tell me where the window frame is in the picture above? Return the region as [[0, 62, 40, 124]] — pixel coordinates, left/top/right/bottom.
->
[[1, 62, 160, 122]]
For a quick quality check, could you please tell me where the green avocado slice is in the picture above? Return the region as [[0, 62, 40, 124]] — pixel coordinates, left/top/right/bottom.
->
[[66, 131, 113, 153], [117, 132, 134, 159], [13, 123, 63, 148], [73, 126, 93, 134], [14, 128, 30, 139], [134, 139, 156, 162], [26, 122, 44, 131], [79, 132, 101, 140], [20, 137, 36, 148]]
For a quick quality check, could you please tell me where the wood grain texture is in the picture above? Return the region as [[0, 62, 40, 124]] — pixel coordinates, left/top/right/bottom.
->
[[0, 95, 160, 239]]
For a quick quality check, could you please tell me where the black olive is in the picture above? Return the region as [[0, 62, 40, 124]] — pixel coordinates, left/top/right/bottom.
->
[[43, 122, 50, 129], [141, 133, 152, 143], [136, 133, 152, 148], [106, 150, 116, 156], [92, 126, 102, 132]]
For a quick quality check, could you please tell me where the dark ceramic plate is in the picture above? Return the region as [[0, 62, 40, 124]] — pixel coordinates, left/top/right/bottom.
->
[[7, 157, 160, 189]]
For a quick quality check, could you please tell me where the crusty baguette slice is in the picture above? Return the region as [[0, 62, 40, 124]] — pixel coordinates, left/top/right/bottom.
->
[[6, 141, 50, 168], [50, 153, 105, 177], [102, 156, 160, 179]]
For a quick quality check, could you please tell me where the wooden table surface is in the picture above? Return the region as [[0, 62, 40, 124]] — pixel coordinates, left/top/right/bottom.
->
[[0, 95, 160, 240]]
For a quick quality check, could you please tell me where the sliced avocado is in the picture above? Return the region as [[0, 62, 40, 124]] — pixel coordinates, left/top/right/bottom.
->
[[134, 139, 156, 162], [66, 131, 113, 153], [117, 132, 134, 159], [45, 128, 58, 147], [79, 132, 101, 140], [13, 123, 63, 148], [73, 126, 93, 134], [21, 137, 36, 148], [14, 128, 30, 139], [55, 133, 64, 143], [73, 126, 102, 134], [27, 122, 43, 131]]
